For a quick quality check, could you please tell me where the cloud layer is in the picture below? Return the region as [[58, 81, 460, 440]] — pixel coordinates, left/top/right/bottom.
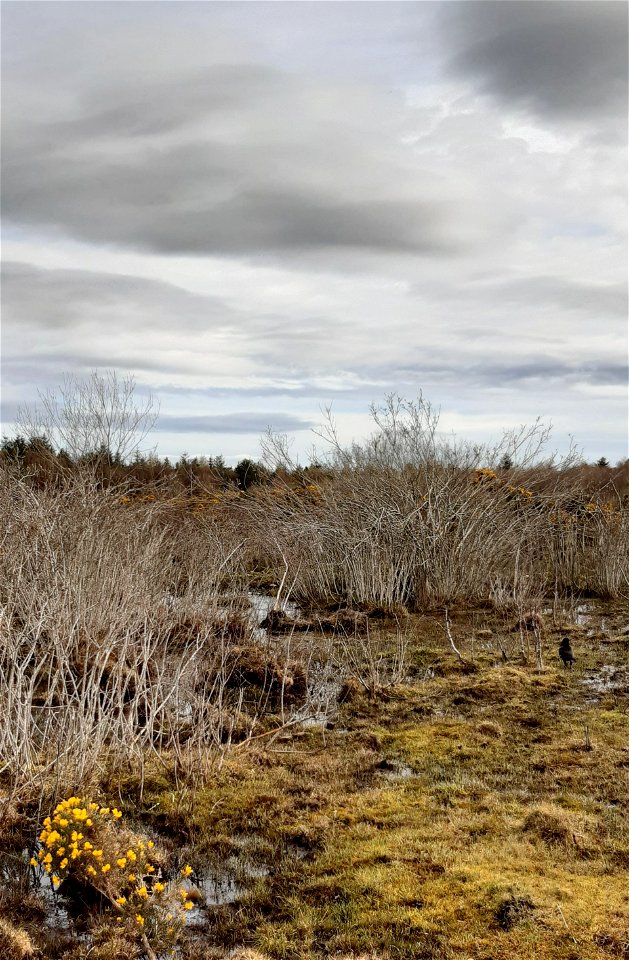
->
[[2, 1, 627, 462], [442, 1, 628, 124]]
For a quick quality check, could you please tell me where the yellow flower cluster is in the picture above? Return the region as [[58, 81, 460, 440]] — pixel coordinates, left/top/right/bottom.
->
[[32, 797, 195, 935], [473, 468, 498, 483], [506, 484, 534, 498]]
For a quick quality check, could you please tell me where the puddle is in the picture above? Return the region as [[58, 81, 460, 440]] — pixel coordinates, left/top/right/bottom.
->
[[5, 846, 270, 941], [1, 848, 83, 936], [198, 858, 269, 907], [160, 591, 300, 641], [581, 666, 629, 694], [375, 759, 415, 780], [248, 591, 299, 623], [542, 603, 612, 633], [183, 835, 310, 925], [36, 875, 82, 933], [248, 591, 302, 641]]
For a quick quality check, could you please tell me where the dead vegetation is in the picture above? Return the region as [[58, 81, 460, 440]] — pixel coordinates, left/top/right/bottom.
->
[[1, 394, 628, 958], [1, 600, 628, 960]]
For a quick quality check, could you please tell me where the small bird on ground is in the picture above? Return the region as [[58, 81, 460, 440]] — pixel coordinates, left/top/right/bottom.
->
[[558, 637, 576, 669]]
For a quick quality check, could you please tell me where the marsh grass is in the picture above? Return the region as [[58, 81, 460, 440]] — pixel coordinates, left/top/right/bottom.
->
[[1, 435, 628, 959], [54, 605, 623, 960], [2, 606, 628, 958]]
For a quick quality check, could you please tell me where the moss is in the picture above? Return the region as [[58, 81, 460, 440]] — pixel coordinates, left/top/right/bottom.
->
[[7, 604, 629, 959]]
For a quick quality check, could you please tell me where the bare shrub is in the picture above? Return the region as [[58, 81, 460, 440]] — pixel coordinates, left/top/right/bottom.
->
[[0, 467, 253, 805], [249, 395, 627, 614], [16, 369, 158, 464]]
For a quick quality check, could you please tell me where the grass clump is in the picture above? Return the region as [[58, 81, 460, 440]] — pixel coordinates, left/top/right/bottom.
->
[[0, 917, 36, 959]]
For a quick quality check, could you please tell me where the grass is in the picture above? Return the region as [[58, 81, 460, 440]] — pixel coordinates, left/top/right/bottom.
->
[[2, 604, 628, 959], [139, 609, 629, 958]]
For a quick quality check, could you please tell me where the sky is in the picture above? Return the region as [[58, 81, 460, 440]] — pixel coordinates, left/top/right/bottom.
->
[[1, 1, 627, 465]]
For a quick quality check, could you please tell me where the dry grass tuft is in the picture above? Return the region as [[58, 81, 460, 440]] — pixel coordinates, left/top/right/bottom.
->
[[521, 808, 575, 846], [0, 918, 36, 960]]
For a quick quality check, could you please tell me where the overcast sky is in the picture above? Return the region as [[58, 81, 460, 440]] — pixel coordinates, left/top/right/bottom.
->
[[2, 1, 627, 464]]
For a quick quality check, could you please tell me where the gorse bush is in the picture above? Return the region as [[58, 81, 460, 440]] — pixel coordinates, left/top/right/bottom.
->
[[32, 797, 193, 953]]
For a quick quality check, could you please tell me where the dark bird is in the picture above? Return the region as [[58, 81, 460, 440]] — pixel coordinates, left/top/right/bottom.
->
[[558, 637, 576, 669]]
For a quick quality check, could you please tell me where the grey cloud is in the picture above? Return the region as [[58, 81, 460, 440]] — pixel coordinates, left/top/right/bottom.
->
[[156, 412, 313, 434], [2, 139, 450, 258], [354, 357, 628, 390], [1, 261, 238, 332], [478, 361, 628, 387], [440, 1, 628, 123], [486, 276, 628, 317], [60, 65, 283, 141], [1, 12, 463, 259], [410, 274, 628, 318]]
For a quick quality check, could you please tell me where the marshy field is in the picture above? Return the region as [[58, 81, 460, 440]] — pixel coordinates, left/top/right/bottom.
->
[[1, 413, 628, 960]]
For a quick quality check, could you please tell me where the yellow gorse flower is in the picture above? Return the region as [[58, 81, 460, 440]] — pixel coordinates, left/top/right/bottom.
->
[[33, 795, 192, 946]]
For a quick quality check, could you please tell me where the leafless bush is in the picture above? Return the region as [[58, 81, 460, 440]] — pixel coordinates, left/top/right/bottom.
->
[[16, 369, 158, 463], [332, 619, 410, 697], [0, 468, 255, 806], [0, 462, 347, 807], [252, 395, 627, 611], [206, 433, 625, 621]]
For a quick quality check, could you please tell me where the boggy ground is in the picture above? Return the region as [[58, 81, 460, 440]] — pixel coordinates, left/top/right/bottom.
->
[[2, 602, 629, 960]]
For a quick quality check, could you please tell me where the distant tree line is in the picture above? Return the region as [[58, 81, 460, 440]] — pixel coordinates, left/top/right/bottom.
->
[[2, 370, 627, 496]]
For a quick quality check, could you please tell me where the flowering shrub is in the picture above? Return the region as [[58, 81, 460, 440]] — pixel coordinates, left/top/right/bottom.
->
[[32, 797, 194, 950], [472, 468, 498, 483]]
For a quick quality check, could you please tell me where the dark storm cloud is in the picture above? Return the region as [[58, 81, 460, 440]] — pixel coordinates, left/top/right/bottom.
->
[[441, 1, 628, 122], [156, 412, 313, 434]]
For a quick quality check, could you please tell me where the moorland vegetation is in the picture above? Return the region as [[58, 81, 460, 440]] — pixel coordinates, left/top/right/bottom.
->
[[1, 376, 627, 959]]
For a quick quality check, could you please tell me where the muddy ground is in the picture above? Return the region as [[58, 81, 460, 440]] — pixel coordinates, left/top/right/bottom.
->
[[1, 601, 628, 960]]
